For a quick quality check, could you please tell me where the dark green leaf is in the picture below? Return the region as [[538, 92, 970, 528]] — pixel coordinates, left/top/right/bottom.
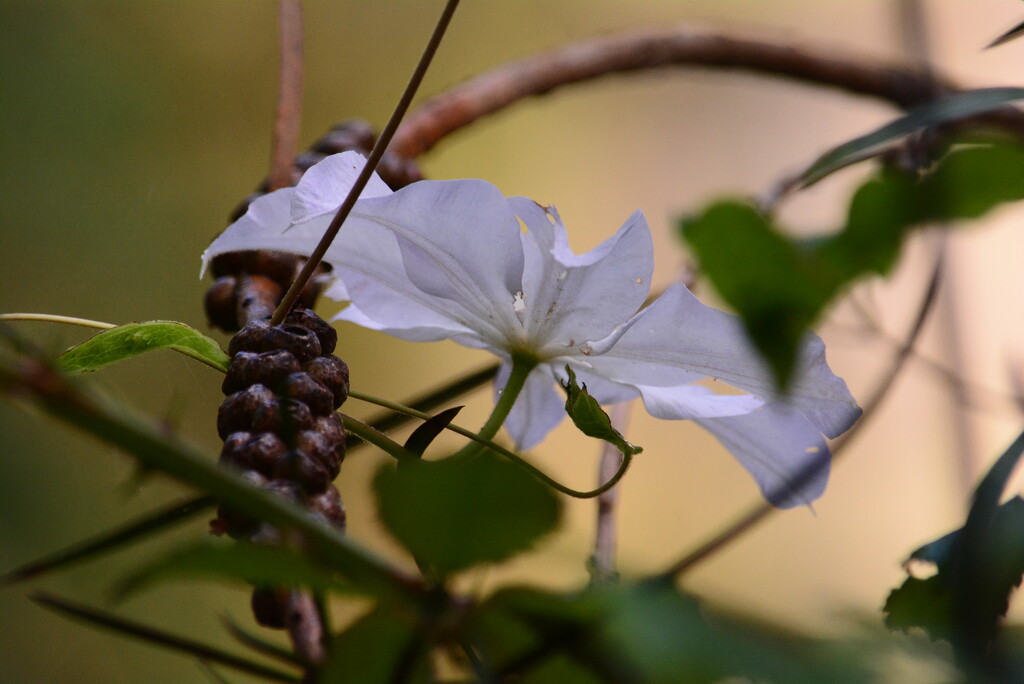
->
[[2, 496, 214, 585], [375, 451, 561, 576], [683, 142, 1024, 388], [319, 604, 433, 684], [883, 576, 954, 642], [800, 88, 1024, 186], [561, 367, 642, 457], [116, 541, 353, 600], [32, 593, 302, 683], [403, 406, 463, 457], [56, 320, 230, 374], [0, 345, 419, 602]]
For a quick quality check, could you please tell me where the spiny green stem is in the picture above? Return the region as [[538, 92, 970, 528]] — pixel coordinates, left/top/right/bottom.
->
[[0, 313, 116, 330], [348, 388, 632, 499]]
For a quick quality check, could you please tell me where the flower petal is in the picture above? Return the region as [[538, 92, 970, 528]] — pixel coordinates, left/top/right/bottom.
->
[[590, 283, 860, 437], [509, 198, 654, 349], [499, 363, 566, 450], [631, 384, 764, 420], [695, 404, 831, 508], [291, 151, 393, 224]]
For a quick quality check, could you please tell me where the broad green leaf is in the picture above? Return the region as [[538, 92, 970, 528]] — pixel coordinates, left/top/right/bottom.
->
[[56, 320, 230, 374], [883, 576, 954, 642], [1, 496, 214, 585], [374, 451, 561, 576], [683, 142, 1024, 388], [116, 541, 353, 600], [800, 88, 1024, 187], [0, 343, 419, 602], [561, 366, 642, 457], [403, 406, 463, 457], [319, 605, 433, 684], [33, 593, 302, 683]]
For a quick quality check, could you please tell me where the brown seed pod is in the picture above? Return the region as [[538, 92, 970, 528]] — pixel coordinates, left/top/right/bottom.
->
[[217, 384, 278, 440], [220, 432, 288, 475], [273, 450, 331, 495], [243, 350, 303, 393], [303, 356, 349, 408], [251, 586, 289, 629], [296, 429, 340, 480], [281, 372, 334, 416], [236, 275, 282, 325], [265, 324, 321, 362], [312, 414, 347, 466], [228, 319, 273, 357], [205, 276, 239, 332], [250, 397, 314, 438], [284, 308, 338, 355], [309, 485, 346, 529]]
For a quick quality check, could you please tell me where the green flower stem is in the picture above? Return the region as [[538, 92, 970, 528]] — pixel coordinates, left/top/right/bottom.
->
[[339, 413, 419, 461], [0, 313, 116, 330], [348, 387, 633, 499], [451, 356, 536, 459]]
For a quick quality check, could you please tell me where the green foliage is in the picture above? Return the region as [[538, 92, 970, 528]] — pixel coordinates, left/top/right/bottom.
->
[[374, 451, 561, 577], [884, 430, 1024, 669], [117, 541, 354, 600], [561, 366, 642, 457], [320, 605, 433, 684], [403, 406, 463, 457], [56, 320, 230, 374], [682, 141, 1024, 387]]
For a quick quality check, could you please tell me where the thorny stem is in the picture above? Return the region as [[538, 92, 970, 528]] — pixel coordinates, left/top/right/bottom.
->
[[270, 0, 461, 325], [661, 248, 945, 579], [348, 388, 633, 499]]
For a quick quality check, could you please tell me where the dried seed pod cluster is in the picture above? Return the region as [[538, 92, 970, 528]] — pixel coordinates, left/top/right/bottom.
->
[[210, 308, 349, 628]]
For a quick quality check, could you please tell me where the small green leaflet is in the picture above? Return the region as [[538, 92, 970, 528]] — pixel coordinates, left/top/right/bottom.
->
[[56, 321, 230, 374], [561, 366, 642, 457]]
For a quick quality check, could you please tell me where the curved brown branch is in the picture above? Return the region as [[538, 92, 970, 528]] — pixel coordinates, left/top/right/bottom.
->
[[390, 26, 1024, 159]]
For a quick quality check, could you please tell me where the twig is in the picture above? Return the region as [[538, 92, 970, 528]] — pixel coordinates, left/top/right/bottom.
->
[[589, 402, 632, 584], [269, 0, 304, 192], [390, 26, 1024, 159], [662, 248, 945, 578], [270, 0, 462, 326]]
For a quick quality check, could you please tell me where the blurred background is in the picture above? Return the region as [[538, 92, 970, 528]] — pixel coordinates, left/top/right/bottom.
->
[[2, 0, 1024, 680]]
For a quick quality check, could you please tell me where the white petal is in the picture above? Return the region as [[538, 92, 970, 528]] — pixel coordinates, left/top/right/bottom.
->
[[592, 283, 860, 437], [200, 187, 301, 276], [509, 198, 654, 349], [632, 384, 764, 420], [333, 301, 476, 343], [325, 180, 526, 348], [498, 363, 566, 450], [291, 151, 393, 224], [696, 404, 831, 508]]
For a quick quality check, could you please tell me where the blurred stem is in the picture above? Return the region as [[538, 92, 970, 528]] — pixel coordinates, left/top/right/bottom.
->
[[270, 0, 461, 325], [0, 313, 116, 330], [589, 402, 632, 584], [339, 413, 418, 461], [269, 0, 303, 192]]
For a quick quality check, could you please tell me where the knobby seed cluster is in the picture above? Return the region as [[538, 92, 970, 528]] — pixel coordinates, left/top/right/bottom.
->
[[210, 309, 349, 628]]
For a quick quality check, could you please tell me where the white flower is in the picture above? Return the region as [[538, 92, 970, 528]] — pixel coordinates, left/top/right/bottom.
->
[[203, 152, 861, 508]]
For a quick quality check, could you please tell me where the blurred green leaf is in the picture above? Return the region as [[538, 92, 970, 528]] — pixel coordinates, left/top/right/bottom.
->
[[116, 541, 353, 600], [32, 593, 302, 683], [56, 320, 230, 374], [1, 495, 214, 585], [319, 604, 432, 684], [561, 366, 642, 457], [403, 406, 462, 457], [883, 575, 954, 642], [800, 88, 1024, 187], [682, 142, 1024, 387], [374, 451, 561, 576]]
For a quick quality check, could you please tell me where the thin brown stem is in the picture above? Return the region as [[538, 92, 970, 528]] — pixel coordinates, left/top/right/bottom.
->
[[390, 26, 1024, 159], [589, 402, 632, 584], [269, 0, 304, 192], [662, 248, 945, 579], [270, 0, 461, 326]]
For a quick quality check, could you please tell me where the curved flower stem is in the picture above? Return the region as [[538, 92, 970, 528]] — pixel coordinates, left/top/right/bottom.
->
[[338, 413, 418, 462], [348, 388, 631, 499], [452, 356, 536, 458], [0, 313, 116, 330]]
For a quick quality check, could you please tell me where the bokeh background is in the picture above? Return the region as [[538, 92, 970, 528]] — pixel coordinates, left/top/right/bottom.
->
[[2, 0, 1024, 681]]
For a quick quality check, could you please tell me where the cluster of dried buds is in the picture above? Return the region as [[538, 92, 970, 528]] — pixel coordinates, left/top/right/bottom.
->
[[210, 308, 349, 628]]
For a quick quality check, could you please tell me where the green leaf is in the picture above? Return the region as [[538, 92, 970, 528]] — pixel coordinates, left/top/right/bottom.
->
[[799, 88, 1024, 187], [56, 320, 230, 374], [403, 406, 462, 457], [682, 142, 1024, 389], [116, 541, 354, 600], [561, 366, 642, 457], [319, 604, 433, 684], [32, 593, 302, 683], [374, 451, 561, 576], [883, 576, 954, 642], [1, 495, 214, 585]]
